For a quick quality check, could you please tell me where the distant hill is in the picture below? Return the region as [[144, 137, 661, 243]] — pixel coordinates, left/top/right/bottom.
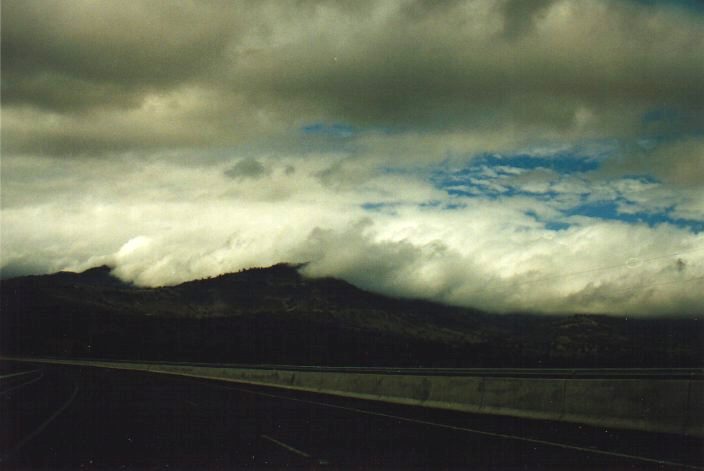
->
[[1, 264, 701, 367]]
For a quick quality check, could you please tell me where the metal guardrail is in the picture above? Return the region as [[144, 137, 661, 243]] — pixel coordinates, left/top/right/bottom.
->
[[5, 356, 703, 379], [149, 364, 704, 379]]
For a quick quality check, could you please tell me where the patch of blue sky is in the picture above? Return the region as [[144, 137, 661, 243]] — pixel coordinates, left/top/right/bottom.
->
[[361, 202, 398, 212], [472, 153, 600, 174], [431, 165, 564, 201], [422, 144, 701, 231], [360, 203, 399, 217], [563, 200, 704, 232], [429, 147, 602, 196], [524, 209, 573, 232], [530, 190, 562, 201], [545, 221, 571, 231], [361, 200, 468, 213], [446, 188, 479, 198], [448, 185, 560, 202], [490, 138, 620, 161], [418, 200, 467, 210]]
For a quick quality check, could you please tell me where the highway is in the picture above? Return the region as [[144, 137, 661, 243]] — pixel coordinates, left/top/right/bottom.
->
[[2, 362, 703, 469]]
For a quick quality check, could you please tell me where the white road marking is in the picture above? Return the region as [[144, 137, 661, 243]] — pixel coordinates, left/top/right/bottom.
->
[[0, 383, 80, 463], [0, 371, 44, 396], [260, 434, 311, 458], [226, 384, 703, 470], [0, 369, 40, 380]]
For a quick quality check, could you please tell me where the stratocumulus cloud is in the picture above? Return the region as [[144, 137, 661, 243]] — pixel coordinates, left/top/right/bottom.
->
[[1, 0, 703, 316]]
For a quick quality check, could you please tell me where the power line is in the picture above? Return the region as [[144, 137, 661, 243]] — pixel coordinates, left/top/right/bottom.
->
[[458, 247, 704, 300], [503, 247, 704, 288], [601, 274, 704, 298]]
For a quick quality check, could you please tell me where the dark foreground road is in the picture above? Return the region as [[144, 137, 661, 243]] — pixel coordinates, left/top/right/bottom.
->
[[1, 362, 702, 470]]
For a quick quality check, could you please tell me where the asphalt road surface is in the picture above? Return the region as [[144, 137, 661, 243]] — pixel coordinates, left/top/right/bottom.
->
[[1, 362, 702, 469]]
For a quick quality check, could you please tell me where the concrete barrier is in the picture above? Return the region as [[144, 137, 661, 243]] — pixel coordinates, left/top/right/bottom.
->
[[686, 381, 704, 437], [481, 378, 565, 421], [563, 379, 694, 436], [3, 356, 701, 438], [425, 376, 485, 414]]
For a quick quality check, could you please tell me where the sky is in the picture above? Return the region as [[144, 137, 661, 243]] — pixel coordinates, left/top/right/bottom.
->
[[1, 0, 703, 316]]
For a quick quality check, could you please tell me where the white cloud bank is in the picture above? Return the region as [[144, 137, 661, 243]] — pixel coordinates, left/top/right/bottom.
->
[[1, 152, 702, 316]]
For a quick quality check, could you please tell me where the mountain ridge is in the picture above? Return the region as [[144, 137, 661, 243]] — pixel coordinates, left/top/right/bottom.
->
[[1, 263, 701, 368]]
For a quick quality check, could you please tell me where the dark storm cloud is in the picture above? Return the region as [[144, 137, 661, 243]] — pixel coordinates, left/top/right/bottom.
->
[[500, 0, 556, 38], [225, 158, 270, 180], [3, 0, 703, 156], [1, 0, 249, 155], [227, 0, 704, 133], [0, 260, 49, 279], [599, 137, 704, 187], [1, 0, 233, 112]]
